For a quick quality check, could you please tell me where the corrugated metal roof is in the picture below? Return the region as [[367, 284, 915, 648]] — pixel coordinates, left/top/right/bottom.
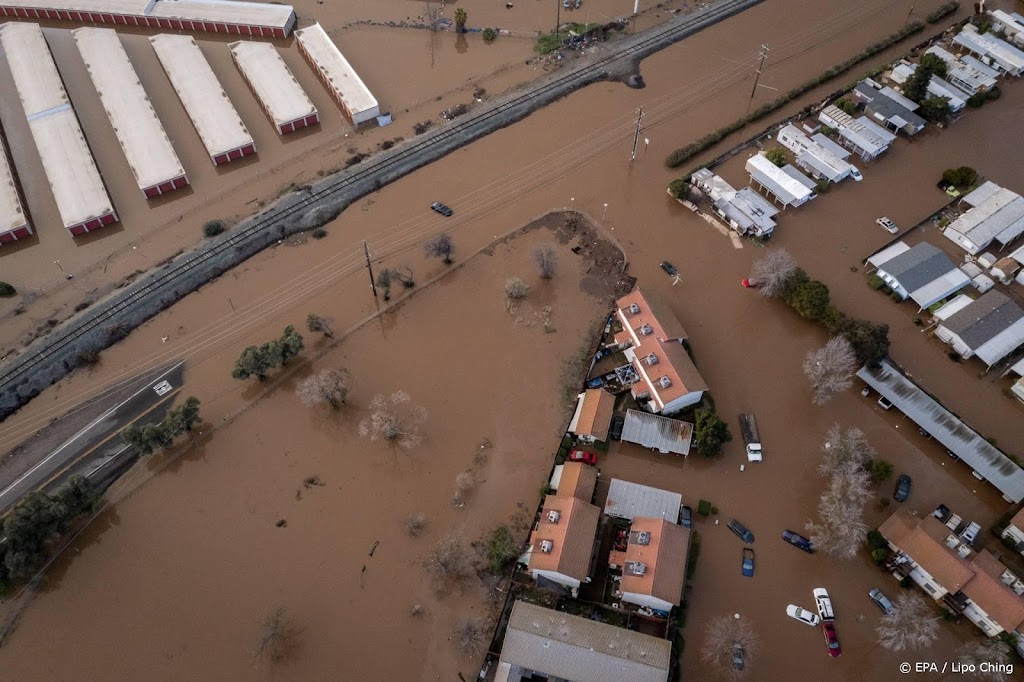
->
[[229, 41, 316, 128], [857, 361, 1024, 502], [868, 241, 911, 269], [877, 243, 958, 293], [604, 479, 681, 521], [908, 269, 971, 310], [500, 601, 671, 682], [745, 153, 814, 205], [940, 290, 1023, 349], [621, 409, 693, 456]]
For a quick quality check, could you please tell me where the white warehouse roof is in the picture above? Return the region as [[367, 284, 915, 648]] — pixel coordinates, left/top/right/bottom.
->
[[73, 28, 185, 195], [0, 135, 28, 236], [0, 23, 114, 231], [229, 41, 316, 129], [295, 23, 379, 123], [150, 34, 253, 160], [0, 0, 295, 32]]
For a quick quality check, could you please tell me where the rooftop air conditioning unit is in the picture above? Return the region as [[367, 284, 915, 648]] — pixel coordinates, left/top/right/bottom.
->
[[640, 323, 653, 336], [629, 303, 641, 315], [635, 531, 651, 545], [547, 510, 561, 523], [1002, 569, 1017, 586], [646, 353, 659, 366], [540, 540, 553, 553], [945, 534, 960, 548], [956, 544, 972, 559], [659, 376, 672, 389], [1014, 581, 1024, 596], [630, 562, 647, 576]]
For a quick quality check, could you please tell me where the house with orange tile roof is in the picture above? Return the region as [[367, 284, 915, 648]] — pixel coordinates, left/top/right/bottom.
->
[[567, 388, 616, 442], [880, 507, 1024, 646], [612, 289, 708, 415], [553, 461, 598, 503], [527, 494, 601, 596], [1000, 507, 1024, 557], [612, 517, 690, 614]]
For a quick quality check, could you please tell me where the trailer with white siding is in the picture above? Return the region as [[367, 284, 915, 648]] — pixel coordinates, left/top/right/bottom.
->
[[74, 28, 188, 198], [0, 22, 117, 235], [0, 132, 31, 244], [295, 23, 380, 125], [150, 34, 255, 166], [229, 41, 318, 135]]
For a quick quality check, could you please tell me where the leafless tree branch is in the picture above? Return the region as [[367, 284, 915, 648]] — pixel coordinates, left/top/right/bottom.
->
[[876, 593, 941, 652], [803, 336, 857, 405]]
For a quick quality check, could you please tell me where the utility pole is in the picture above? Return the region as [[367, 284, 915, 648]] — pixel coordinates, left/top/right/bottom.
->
[[749, 44, 769, 101], [363, 241, 377, 299], [630, 107, 644, 161], [556, 0, 560, 35], [905, 0, 918, 24]]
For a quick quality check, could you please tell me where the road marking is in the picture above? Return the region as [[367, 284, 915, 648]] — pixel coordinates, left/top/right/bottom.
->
[[0, 361, 183, 501]]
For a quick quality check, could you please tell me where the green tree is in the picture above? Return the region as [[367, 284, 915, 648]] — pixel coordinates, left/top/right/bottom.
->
[[3, 492, 61, 578], [121, 421, 169, 455], [867, 459, 895, 483], [843, 319, 890, 366], [918, 53, 948, 80], [482, 27, 497, 42], [694, 408, 732, 457], [789, 280, 831, 320], [764, 148, 788, 167], [942, 166, 977, 187], [233, 345, 273, 381], [835, 98, 857, 115], [917, 95, 951, 122], [904, 54, 947, 103], [454, 7, 468, 33], [0, 281, 16, 298], [486, 525, 520, 574], [50, 475, 99, 519], [166, 396, 201, 434], [278, 325, 304, 364], [306, 313, 334, 338]]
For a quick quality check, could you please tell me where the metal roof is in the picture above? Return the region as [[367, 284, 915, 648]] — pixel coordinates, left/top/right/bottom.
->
[[72, 28, 185, 193], [818, 106, 893, 156], [0, 134, 27, 236], [857, 361, 1024, 502], [876, 243, 959, 294], [150, 34, 253, 158], [853, 82, 926, 130], [878, 85, 919, 111], [499, 601, 671, 682], [811, 133, 850, 160], [939, 290, 1024, 361], [295, 23, 378, 119], [946, 187, 1024, 248], [963, 181, 1002, 208], [229, 41, 316, 128], [713, 186, 778, 235], [868, 241, 911, 269], [745, 153, 814, 206], [924, 46, 998, 94], [604, 479, 681, 522], [954, 25, 1024, 74], [0, 0, 295, 29], [0, 23, 114, 230], [908, 269, 971, 310], [621, 409, 693, 456]]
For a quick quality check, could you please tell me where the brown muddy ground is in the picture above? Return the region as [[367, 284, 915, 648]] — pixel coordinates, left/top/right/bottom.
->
[[1, 0, 1022, 679]]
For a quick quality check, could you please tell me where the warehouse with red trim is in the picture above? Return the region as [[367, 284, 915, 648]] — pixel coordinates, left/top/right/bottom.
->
[[0, 132, 32, 245], [229, 41, 318, 135]]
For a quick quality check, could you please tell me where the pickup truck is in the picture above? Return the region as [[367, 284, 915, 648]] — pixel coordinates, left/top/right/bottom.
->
[[738, 414, 763, 462]]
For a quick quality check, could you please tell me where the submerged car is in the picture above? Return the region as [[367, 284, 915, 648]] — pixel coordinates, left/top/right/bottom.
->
[[894, 474, 912, 502], [782, 529, 815, 554], [742, 548, 755, 577], [680, 505, 693, 529], [732, 644, 745, 671], [727, 519, 755, 544], [660, 261, 678, 277], [431, 201, 453, 216], [850, 167, 863, 182], [567, 450, 597, 466], [821, 621, 842, 657], [813, 588, 835, 621], [786, 605, 820, 627], [609, 415, 625, 441], [876, 216, 898, 234], [869, 588, 895, 615]]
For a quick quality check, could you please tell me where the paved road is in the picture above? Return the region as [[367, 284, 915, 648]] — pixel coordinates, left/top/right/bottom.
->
[[0, 362, 184, 515]]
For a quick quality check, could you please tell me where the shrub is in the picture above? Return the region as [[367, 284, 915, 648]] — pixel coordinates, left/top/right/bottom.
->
[[668, 177, 692, 201], [871, 548, 888, 564], [835, 98, 857, 115], [822, 306, 849, 335], [0, 282, 15, 297], [764, 148, 788, 167], [868, 275, 885, 290], [789, 280, 830, 320], [967, 93, 986, 108], [202, 219, 226, 238], [697, 499, 713, 516], [76, 349, 100, 366], [1002, 534, 1018, 549], [311, 228, 327, 239], [486, 525, 520, 574], [505, 277, 529, 300], [554, 452, 566, 465], [879, 497, 891, 509], [482, 27, 497, 42], [867, 529, 888, 550], [843, 319, 890, 366], [986, 86, 1001, 101], [694, 408, 732, 457], [900, 575, 914, 588], [685, 530, 701, 580], [867, 459, 895, 483], [926, 1, 958, 23], [942, 167, 978, 188]]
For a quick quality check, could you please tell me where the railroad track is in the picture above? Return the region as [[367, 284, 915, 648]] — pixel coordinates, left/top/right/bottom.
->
[[0, 0, 761, 413]]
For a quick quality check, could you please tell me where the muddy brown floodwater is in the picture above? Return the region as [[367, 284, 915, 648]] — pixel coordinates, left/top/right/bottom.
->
[[1, 0, 1022, 679]]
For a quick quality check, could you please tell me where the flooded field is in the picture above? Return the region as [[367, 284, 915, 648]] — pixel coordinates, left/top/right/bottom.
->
[[1, 0, 1023, 678]]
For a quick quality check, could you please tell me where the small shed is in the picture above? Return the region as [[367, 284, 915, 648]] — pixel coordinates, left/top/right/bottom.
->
[[604, 479, 682, 522], [620, 409, 693, 456]]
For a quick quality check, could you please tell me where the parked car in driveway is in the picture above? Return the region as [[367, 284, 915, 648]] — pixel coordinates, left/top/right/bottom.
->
[[742, 548, 755, 577], [786, 605, 820, 626], [813, 588, 834, 621], [727, 519, 755, 544], [821, 621, 842, 657], [609, 415, 624, 441], [732, 644, 745, 671], [869, 588, 894, 615], [430, 201, 453, 216], [680, 505, 693, 529], [567, 450, 597, 466], [876, 216, 898, 234], [894, 474, 912, 502], [782, 529, 814, 553]]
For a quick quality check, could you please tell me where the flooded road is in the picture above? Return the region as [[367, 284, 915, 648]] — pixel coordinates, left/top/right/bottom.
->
[[1, 0, 1022, 679]]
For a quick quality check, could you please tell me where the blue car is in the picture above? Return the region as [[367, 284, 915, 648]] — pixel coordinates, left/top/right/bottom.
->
[[727, 519, 755, 544], [742, 548, 755, 577], [782, 529, 814, 554]]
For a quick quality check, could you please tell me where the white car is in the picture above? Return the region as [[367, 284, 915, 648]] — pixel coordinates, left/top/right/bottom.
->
[[850, 167, 863, 182], [786, 604, 820, 627], [876, 217, 898, 234], [813, 588, 835, 621]]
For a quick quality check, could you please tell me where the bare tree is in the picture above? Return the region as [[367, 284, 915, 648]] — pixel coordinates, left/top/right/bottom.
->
[[876, 593, 940, 652], [818, 424, 875, 477], [452, 471, 476, 507], [533, 245, 558, 279], [254, 607, 297, 664], [701, 615, 760, 679], [956, 640, 1012, 681], [454, 619, 487, 657], [426, 532, 472, 589], [424, 233, 455, 265], [306, 312, 334, 338], [358, 391, 427, 449], [803, 336, 857, 405], [749, 248, 797, 298], [806, 425, 874, 560], [296, 368, 351, 409], [505, 276, 529, 301], [404, 512, 427, 536]]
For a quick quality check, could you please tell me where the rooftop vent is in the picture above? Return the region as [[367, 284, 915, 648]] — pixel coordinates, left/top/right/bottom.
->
[[956, 544, 972, 559], [640, 323, 653, 336], [1002, 569, 1018, 586], [540, 540, 553, 553], [635, 531, 651, 545], [1014, 581, 1024, 596], [945, 534, 960, 548], [659, 376, 672, 389], [628, 303, 641, 315], [645, 353, 659, 366], [629, 562, 647, 576], [547, 510, 561, 524]]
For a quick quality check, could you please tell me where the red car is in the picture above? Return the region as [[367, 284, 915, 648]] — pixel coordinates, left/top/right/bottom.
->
[[568, 450, 598, 466], [741, 278, 761, 288], [821, 622, 842, 658]]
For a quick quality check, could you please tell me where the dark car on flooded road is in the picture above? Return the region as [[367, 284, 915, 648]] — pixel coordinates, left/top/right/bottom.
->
[[894, 474, 912, 502], [782, 529, 814, 553], [821, 621, 842, 658], [727, 519, 754, 544], [430, 201, 453, 216]]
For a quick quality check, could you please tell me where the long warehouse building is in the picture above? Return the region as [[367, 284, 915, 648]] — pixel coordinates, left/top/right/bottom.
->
[[295, 23, 379, 125], [150, 34, 255, 166], [73, 28, 187, 198], [0, 23, 117, 235], [229, 41, 318, 135], [0, 0, 296, 37], [0, 132, 31, 245]]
